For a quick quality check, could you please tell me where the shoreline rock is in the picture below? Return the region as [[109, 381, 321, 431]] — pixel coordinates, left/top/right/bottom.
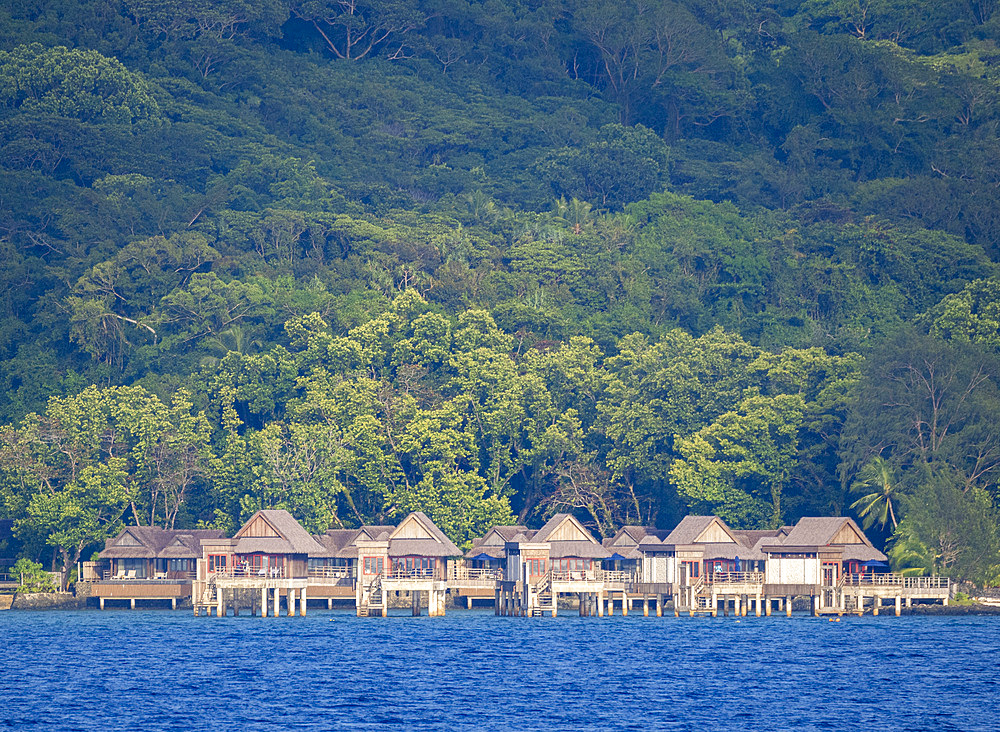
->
[[10, 592, 88, 611], [901, 602, 1000, 616]]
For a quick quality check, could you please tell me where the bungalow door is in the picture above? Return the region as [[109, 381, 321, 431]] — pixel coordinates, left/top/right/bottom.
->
[[822, 562, 838, 586]]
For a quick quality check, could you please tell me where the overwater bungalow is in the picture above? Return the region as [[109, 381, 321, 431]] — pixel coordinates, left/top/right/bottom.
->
[[94, 527, 224, 609], [453, 525, 528, 608], [308, 525, 396, 607], [355, 512, 462, 617], [757, 516, 946, 615], [602, 526, 668, 576], [85, 510, 950, 619], [634, 515, 769, 615], [196, 509, 326, 617], [499, 513, 613, 617]]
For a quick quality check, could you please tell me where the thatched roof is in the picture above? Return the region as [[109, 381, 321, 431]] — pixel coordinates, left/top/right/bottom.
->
[[386, 512, 461, 556], [99, 527, 224, 560], [237, 510, 325, 555]]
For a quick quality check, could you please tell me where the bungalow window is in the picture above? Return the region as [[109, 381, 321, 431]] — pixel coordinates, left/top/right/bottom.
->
[[208, 555, 227, 572], [681, 561, 699, 579], [168, 559, 190, 572], [553, 559, 591, 572], [118, 558, 147, 579], [393, 558, 434, 574], [527, 559, 546, 576], [363, 557, 384, 575]]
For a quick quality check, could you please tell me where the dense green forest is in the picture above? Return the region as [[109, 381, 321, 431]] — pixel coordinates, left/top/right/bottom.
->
[[1, 0, 1000, 585]]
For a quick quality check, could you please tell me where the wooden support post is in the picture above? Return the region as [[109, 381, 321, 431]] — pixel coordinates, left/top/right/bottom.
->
[[735, 595, 741, 617], [812, 594, 819, 617], [100, 597, 105, 610], [765, 597, 771, 616], [495, 586, 501, 616], [643, 596, 649, 617], [873, 597, 880, 616], [622, 593, 629, 617], [711, 592, 718, 618], [381, 587, 388, 618], [598, 592, 605, 617], [551, 592, 558, 618], [786, 595, 792, 617], [673, 593, 680, 617], [723, 596, 728, 617], [300, 587, 307, 616], [895, 596, 901, 616], [131, 598, 136, 610], [467, 595, 473, 610], [656, 594, 663, 617], [171, 597, 176, 611], [755, 593, 761, 617], [287, 589, 296, 617], [328, 598, 333, 610], [905, 597, 912, 608], [273, 587, 279, 617]]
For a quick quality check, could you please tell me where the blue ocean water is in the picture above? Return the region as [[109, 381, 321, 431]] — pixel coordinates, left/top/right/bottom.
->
[[1, 609, 997, 731]]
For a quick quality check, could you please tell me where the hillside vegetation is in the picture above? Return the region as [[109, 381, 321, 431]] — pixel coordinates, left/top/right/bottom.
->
[[1, 0, 999, 584]]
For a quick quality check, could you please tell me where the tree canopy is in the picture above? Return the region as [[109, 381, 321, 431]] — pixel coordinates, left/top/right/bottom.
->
[[2, 0, 1000, 584]]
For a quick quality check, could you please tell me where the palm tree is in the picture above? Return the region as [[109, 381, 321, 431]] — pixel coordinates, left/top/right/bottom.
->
[[199, 325, 260, 369], [849, 456, 904, 531]]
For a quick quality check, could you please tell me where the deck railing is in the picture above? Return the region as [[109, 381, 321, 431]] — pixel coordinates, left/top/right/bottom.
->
[[101, 571, 196, 581], [706, 571, 765, 585], [841, 573, 949, 589], [210, 567, 286, 579], [448, 567, 503, 583], [596, 570, 636, 584], [382, 568, 442, 581], [547, 569, 637, 583], [308, 566, 353, 579]]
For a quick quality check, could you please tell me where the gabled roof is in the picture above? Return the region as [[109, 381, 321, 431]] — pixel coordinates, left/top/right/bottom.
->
[[159, 533, 213, 559], [532, 514, 600, 544], [662, 516, 740, 546], [313, 529, 361, 558], [778, 517, 872, 549], [356, 525, 395, 542], [483, 526, 531, 544], [233, 510, 325, 555], [465, 525, 531, 558], [606, 526, 668, 547], [760, 517, 886, 561], [522, 514, 611, 559], [99, 527, 224, 559], [387, 512, 461, 557]]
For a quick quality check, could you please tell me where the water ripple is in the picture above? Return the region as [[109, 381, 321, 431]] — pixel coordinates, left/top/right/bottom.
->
[[1, 610, 998, 731]]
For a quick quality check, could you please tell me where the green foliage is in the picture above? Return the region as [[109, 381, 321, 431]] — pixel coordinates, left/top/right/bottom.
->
[[12, 558, 55, 593], [0, 0, 1000, 564], [0, 43, 159, 124], [890, 465, 1000, 584]]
